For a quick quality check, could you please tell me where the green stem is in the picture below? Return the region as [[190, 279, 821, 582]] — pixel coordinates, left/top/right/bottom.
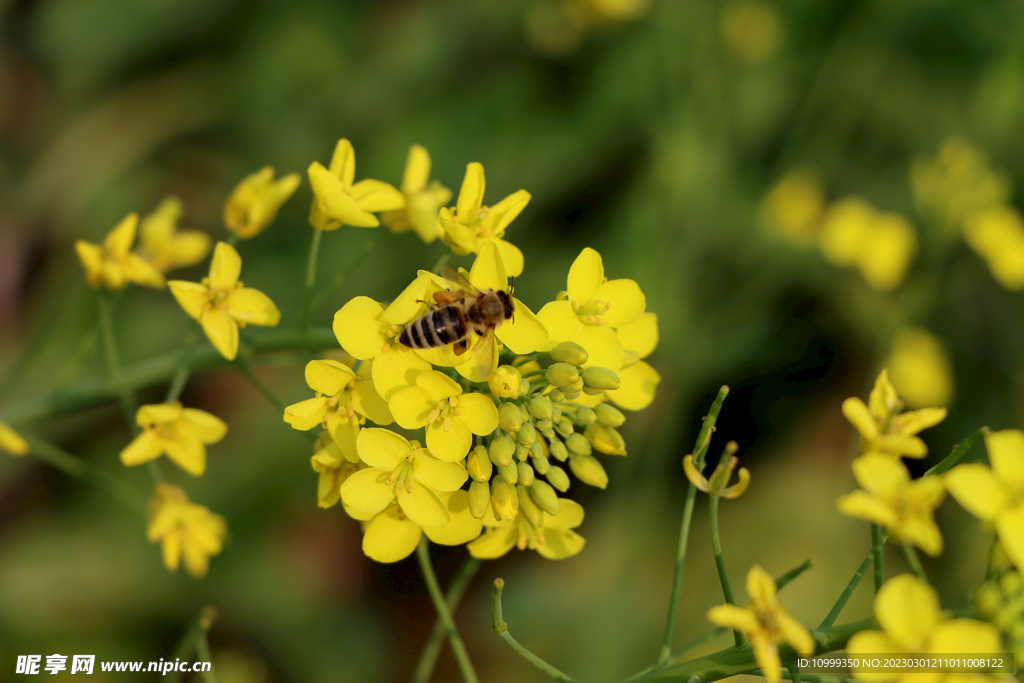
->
[[694, 386, 730, 468], [787, 659, 803, 683], [301, 228, 324, 335], [416, 539, 479, 683], [902, 543, 927, 581], [165, 330, 201, 404], [491, 578, 574, 683], [234, 358, 315, 442], [775, 558, 817, 591], [225, 233, 239, 248], [927, 427, 986, 476], [168, 606, 218, 683], [98, 292, 139, 433], [291, 234, 379, 326], [411, 556, 482, 683], [710, 496, 742, 647], [658, 484, 698, 666], [871, 524, 884, 593], [431, 248, 453, 274], [818, 535, 884, 629]]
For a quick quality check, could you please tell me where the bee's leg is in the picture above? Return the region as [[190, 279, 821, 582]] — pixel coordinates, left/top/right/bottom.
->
[[453, 338, 470, 356], [415, 298, 439, 310]]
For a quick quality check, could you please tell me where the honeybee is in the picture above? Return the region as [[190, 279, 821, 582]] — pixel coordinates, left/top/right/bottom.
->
[[399, 266, 514, 377]]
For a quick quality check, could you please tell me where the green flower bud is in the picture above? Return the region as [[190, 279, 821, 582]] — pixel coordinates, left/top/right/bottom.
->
[[516, 422, 536, 446], [517, 461, 535, 486], [498, 461, 518, 485], [581, 367, 620, 391], [531, 454, 550, 475], [528, 396, 554, 420], [557, 419, 575, 437], [585, 423, 627, 456], [516, 484, 544, 529], [488, 365, 523, 399], [551, 406, 562, 421], [535, 419, 553, 431], [469, 480, 490, 519], [565, 432, 592, 456], [564, 377, 585, 395], [575, 406, 597, 425], [498, 402, 522, 432], [548, 388, 566, 402], [467, 445, 493, 482], [540, 428, 556, 440], [594, 403, 626, 427], [569, 453, 608, 489], [528, 441, 544, 459], [515, 443, 529, 461], [549, 438, 568, 462], [520, 379, 531, 395], [550, 341, 588, 366], [491, 480, 518, 521], [545, 362, 579, 388], [545, 465, 570, 492], [528, 480, 560, 515], [563, 391, 581, 401], [489, 435, 515, 466]]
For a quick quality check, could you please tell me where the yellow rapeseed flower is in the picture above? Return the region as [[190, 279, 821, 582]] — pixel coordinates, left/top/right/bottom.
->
[[380, 144, 452, 243], [360, 491, 483, 563], [910, 138, 1011, 228], [818, 197, 917, 291], [886, 327, 953, 409], [339, 429, 468, 528], [946, 429, 1024, 572], [847, 574, 1001, 683], [720, 0, 783, 64], [706, 565, 815, 683], [439, 162, 530, 276], [137, 197, 211, 273], [963, 205, 1024, 290], [842, 370, 947, 459], [307, 138, 404, 231], [284, 360, 392, 462], [837, 454, 946, 556], [683, 451, 750, 498], [759, 170, 824, 245], [537, 247, 647, 371], [169, 242, 281, 360], [75, 213, 166, 291], [0, 419, 29, 455], [468, 497, 585, 560], [120, 402, 227, 476], [147, 483, 227, 578], [389, 370, 500, 462], [224, 167, 301, 240], [310, 435, 359, 509]]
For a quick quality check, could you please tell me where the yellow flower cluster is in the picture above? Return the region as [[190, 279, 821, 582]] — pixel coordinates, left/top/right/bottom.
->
[[147, 483, 227, 579], [975, 569, 1024, 666]]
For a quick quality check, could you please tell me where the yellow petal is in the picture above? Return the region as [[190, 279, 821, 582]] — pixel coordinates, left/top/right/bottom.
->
[[777, 613, 814, 655], [427, 418, 473, 462], [874, 574, 940, 650], [416, 370, 462, 401], [750, 633, 782, 683], [305, 360, 356, 396], [868, 369, 899, 422], [401, 144, 431, 195], [707, 604, 760, 632], [852, 453, 909, 497], [105, 213, 138, 257], [536, 528, 585, 559], [608, 361, 660, 411], [389, 386, 437, 429], [371, 345, 430, 401], [456, 162, 486, 221], [340, 467, 396, 513], [469, 240, 508, 292], [351, 179, 405, 213], [227, 287, 280, 327], [161, 532, 183, 572], [308, 162, 378, 228], [0, 421, 28, 455], [888, 407, 947, 436], [163, 433, 206, 476], [170, 231, 213, 269], [576, 324, 624, 371], [746, 566, 777, 611], [439, 212, 479, 252], [847, 631, 902, 683], [424, 490, 483, 545], [837, 490, 897, 527], [617, 312, 658, 358], [412, 450, 469, 492], [75, 240, 105, 285], [350, 380, 393, 425], [208, 242, 242, 291], [355, 428, 411, 469], [874, 434, 928, 458], [995, 505, 1024, 571], [362, 508, 422, 563], [137, 402, 183, 426], [397, 484, 450, 528], [455, 393, 500, 435], [597, 279, 645, 326], [200, 308, 239, 361], [985, 429, 1024, 492], [945, 464, 1004, 522], [122, 253, 166, 289], [536, 301, 585, 350], [328, 138, 356, 187], [567, 248, 604, 304], [546, 498, 584, 530], [328, 416, 360, 463], [484, 190, 531, 235], [120, 430, 164, 466], [333, 297, 388, 359], [283, 397, 329, 430], [180, 409, 227, 444], [381, 272, 433, 325], [492, 239, 524, 277], [927, 619, 1001, 654], [468, 526, 519, 559], [168, 280, 209, 320], [842, 397, 879, 439], [496, 298, 548, 355]]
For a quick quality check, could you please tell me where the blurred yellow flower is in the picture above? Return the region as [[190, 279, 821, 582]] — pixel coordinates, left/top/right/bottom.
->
[[75, 213, 166, 291], [439, 162, 530, 276], [759, 170, 824, 245], [308, 138, 404, 231], [0, 420, 28, 455], [706, 565, 815, 683], [121, 402, 227, 476], [837, 454, 946, 556], [380, 144, 452, 243], [169, 242, 281, 361], [911, 138, 1011, 228], [946, 429, 1024, 572], [224, 167, 301, 240], [310, 435, 359, 509], [886, 327, 953, 408], [847, 574, 1001, 683], [468, 496, 585, 560], [147, 483, 227, 578], [138, 197, 211, 273], [720, 0, 783, 64], [389, 370, 499, 463], [360, 491, 483, 563], [842, 369, 947, 459], [818, 197, 917, 291], [283, 359, 392, 462], [963, 205, 1024, 290], [537, 247, 646, 370]]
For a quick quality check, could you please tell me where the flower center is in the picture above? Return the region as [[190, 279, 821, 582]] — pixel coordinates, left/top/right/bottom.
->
[[426, 397, 462, 432], [572, 298, 611, 325]]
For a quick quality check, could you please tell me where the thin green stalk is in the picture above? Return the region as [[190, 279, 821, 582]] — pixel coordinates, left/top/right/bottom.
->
[[195, 630, 217, 683], [225, 233, 239, 248], [416, 539, 479, 683], [902, 543, 927, 581], [927, 427, 986, 476], [787, 659, 803, 683], [710, 496, 742, 647], [293, 234, 379, 326], [165, 330, 201, 404], [871, 524, 884, 593], [693, 386, 730, 468], [491, 578, 574, 683], [301, 228, 324, 335], [411, 556, 482, 683], [168, 606, 218, 683], [234, 358, 315, 442], [775, 558, 817, 591], [818, 533, 885, 629], [22, 434, 147, 513], [431, 248, 452, 274], [98, 292, 139, 432]]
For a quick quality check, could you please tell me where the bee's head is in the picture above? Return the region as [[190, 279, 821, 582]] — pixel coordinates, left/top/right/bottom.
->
[[498, 289, 515, 322]]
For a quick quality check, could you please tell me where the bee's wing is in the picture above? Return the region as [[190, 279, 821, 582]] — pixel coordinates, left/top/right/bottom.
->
[[471, 328, 497, 379], [441, 265, 480, 295]]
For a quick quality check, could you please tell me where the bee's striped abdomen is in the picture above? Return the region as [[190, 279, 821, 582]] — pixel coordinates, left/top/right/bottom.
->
[[400, 306, 467, 349]]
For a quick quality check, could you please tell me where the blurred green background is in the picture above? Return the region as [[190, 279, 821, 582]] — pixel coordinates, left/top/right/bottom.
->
[[0, 0, 1021, 680]]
